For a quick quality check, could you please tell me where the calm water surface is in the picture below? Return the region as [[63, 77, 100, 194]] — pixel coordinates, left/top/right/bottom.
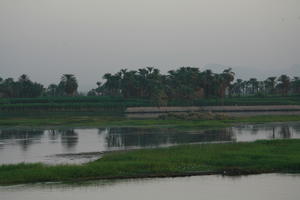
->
[[1, 174, 299, 200], [0, 122, 300, 164]]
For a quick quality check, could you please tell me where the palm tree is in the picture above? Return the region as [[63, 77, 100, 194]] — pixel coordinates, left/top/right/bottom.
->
[[18, 74, 32, 97], [146, 67, 154, 74], [0, 77, 4, 97], [291, 77, 300, 94], [248, 78, 259, 95], [167, 67, 201, 100], [102, 73, 122, 96], [231, 79, 243, 96], [137, 68, 149, 97], [18, 74, 30, 83], [217, 68, 235, 98], [201, 69, 215, 98], [47, 84, 58, 96], [120, 70, 138, 98], [277, 75, 290, 96], [258, 81, 266, 96], [0, 78, 15, 97], [60, 74, 78, 96], [265, 77, 277, 95], [146, 68, 166, 103]]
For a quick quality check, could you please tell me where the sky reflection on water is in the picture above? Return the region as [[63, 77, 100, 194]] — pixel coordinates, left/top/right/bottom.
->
[[0, 122, 300, 164]]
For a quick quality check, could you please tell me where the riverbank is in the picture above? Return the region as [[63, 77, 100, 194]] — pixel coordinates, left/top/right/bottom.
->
[[126, 105, 300, 118], [0, 139, 300, 185], [1, 96, 300, 112], [1, 114, 300, 129]]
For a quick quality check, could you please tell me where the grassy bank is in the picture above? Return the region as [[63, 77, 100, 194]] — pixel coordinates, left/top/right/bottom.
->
[[1, 139, 300, 185], [1, 96, 300, 112], [0, 96, 151, 112], [1, 114, 300, 128]]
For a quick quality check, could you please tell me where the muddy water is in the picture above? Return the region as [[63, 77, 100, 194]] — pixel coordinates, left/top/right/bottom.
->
[[0, 122, 300, 164], [0, 174, 299, 200]]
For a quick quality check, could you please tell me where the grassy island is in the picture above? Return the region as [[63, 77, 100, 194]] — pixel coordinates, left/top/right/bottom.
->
[[1, 139, 300, 185]]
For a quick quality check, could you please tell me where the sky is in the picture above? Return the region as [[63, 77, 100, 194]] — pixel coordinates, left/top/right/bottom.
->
[[0, 0, 300, 91]]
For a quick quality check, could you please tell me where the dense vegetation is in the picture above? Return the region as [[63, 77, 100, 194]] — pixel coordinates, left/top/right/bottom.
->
[[0, 74, 78, 98], [1, 139, 300, 185], [1, 67, 300, 101], [1, 67, 299, 111], [90, 67, 300, 105]]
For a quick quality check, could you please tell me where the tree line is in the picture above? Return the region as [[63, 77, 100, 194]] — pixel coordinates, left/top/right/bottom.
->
[[88, 67, 235, 105], [230, 75, 300, 97], [88, 67, 300, 104], [1, 67, 300, 104], [0, 74, 78, 98]]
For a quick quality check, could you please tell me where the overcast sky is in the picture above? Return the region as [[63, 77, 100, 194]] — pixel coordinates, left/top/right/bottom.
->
[[0, 0, 300, 91]]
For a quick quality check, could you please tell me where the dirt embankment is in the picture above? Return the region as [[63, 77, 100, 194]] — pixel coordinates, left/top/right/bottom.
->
[[126, 105, 300, 118]]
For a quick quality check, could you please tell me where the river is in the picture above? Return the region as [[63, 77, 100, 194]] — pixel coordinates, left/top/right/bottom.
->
[[1, 174, 299, 200], [0, 122, 300, 164]]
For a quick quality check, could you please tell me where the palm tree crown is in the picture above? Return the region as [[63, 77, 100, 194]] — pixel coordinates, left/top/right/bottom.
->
[[60, 74, 78, 96]]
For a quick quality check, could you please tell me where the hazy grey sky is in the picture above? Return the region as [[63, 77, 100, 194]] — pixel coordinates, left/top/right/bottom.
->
[[1, 0, 300, 91]]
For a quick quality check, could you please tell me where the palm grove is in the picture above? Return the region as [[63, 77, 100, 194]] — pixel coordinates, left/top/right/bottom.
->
[[1, 67, 300, 103], [0, 74, 78, 98]]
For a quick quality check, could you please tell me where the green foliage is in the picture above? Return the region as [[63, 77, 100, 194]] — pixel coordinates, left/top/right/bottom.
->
[[97, 67, 235, 101], [60, 74, 78, 96], [1, 68, 300, 102], [0, 75, 44, 98]]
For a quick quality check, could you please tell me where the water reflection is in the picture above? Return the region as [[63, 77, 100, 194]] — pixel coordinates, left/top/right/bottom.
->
[[47, 129, 59, 142], [101, 128, 234, 149], [60, 130, 79, 150], [0, 129, 43, 151], [278, 126, 292, 138], [231, 123, 300, 142], [0, 122, 300, 164]]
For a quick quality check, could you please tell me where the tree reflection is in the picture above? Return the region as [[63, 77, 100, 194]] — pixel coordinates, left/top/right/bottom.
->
[[47, 129, 59, 141], [0, 129, 44, 151], [99, 128, 234, 148], [278, 126, 292, 138], [59, 129, 78, 150]]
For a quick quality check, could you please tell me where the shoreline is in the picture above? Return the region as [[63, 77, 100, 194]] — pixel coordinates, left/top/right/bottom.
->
[[60, 170, 280, 185], [126, 105, 300, 118]]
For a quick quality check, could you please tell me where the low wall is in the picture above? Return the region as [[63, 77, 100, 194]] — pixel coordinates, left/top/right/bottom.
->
[[125, 105, 300, 118], [126, 105, 300, 113]]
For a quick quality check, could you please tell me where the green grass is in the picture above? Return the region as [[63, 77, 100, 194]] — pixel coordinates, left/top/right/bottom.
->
[[0, 96, 149, 104], [1, 114, 300, 129], [1, 139, 300, 185], [0, 96, 153, 112], [0, 95, 300, 112]]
